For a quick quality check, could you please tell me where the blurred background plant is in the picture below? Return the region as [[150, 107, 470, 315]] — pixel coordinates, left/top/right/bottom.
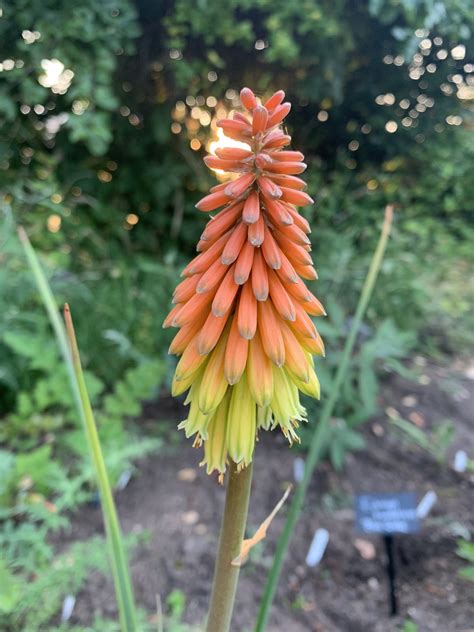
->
[[0, 0, 472, 628], [456, 538, 474, 582]]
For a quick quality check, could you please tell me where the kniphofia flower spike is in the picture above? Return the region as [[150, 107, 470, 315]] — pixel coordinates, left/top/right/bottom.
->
[[164, 87, 325, 478]]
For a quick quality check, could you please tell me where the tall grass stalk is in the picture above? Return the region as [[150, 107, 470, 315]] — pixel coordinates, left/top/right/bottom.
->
[[18, 227, 138, 632], [255, 205, 393, 631]]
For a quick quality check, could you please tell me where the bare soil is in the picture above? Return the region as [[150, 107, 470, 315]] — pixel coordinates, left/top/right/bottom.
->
[[60, 358, 474, 631]]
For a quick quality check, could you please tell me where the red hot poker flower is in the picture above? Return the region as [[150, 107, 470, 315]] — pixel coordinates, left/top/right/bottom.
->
[[164, 87, 325, 478]]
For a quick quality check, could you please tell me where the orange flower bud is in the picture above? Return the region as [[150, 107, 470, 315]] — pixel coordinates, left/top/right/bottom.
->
[[164, 88, 325, 476]]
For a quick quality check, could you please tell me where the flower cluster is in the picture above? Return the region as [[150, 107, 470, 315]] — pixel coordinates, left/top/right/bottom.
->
[[164, 87, 325, 477]]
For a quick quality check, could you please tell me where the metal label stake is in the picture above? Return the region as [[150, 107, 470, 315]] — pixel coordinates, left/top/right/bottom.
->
[[383, 534, 397, 616], [355, 492, 420, 616]]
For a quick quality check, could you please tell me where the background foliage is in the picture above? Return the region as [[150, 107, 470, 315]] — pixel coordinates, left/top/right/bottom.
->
[[0, 0, 472, 628]]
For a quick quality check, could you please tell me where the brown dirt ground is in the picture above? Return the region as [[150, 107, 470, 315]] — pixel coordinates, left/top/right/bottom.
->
[[59, 358, 474, 631]]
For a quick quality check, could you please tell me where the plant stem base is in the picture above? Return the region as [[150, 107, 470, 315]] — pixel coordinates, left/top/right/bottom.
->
[[206, 461, 253, 632]]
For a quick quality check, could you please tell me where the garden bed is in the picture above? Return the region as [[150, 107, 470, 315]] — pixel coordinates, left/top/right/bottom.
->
[[58, 358, 473, 631]]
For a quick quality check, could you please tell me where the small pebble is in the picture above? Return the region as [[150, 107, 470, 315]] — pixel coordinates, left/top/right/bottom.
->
[[408, 411, 425, 427], [368, 577, 380, 590], [385, 406, 400, 419], [181, 510, 199, 525], [178, 468, 197, 482], [354, 538, 376, 560], [402, 395, 418, 407], [419, 375, 431, 385], [372, 423, 384, 437]]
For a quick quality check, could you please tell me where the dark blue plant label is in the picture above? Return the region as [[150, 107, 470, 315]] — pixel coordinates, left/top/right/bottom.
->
[[355, 492, 420, 534]]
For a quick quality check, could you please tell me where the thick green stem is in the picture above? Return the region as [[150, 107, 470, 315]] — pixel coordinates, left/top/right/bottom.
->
[[206, 461, 254, 632], [255, 206, 393, 631]]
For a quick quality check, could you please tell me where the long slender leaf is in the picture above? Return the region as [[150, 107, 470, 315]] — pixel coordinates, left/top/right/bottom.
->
[[255, 205, 393, 631], [18, 227, 138, 631]]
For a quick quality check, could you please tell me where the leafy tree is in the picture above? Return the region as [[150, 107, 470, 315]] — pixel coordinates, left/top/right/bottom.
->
[[1, 0, 471, 248]]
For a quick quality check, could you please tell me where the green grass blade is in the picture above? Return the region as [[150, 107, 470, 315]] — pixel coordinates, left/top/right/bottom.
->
[[17, 227, 77, 396], [255, 206, 394, 631], [18, 227, 138, 631]]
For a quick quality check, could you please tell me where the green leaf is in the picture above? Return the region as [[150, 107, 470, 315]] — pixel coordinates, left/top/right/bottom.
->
[[15, 445, 65, 496], [17, 392, 34, 417], [433, 421, 455, 453], [343, 428, 366, 451], [0, 450, 16, 503], [63, 305, 138, 630], [459, 566, 474, 582], [83, 371, 105, 402], [391, 418, 430, 451], [456, 540, 474, 563], [0, 88, 17, 121], [359, 364, 377, 413], [95, 85, 119, 110], [4, 331, 59, 372], [0, 560, 23, 613], [329, 439, 345, 471]]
